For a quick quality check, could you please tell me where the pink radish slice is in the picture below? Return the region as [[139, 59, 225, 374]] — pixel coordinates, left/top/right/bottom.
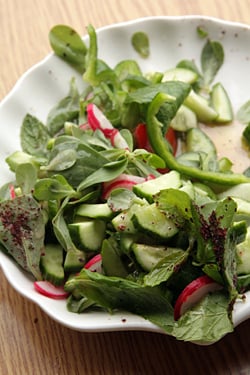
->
[[102, 173, 147, 200], [34, 280, 69, 299], [87, 103, 129, 149], [9, 184, 16, 199], [84, 254, 103, 273], [174, 275, 222, 320]]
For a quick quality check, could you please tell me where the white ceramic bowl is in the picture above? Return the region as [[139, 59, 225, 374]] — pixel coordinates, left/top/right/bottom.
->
[[1, 15, 250, 340]]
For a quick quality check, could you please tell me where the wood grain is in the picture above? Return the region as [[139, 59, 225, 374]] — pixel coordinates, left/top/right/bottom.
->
[[1, 1, 250, 374]]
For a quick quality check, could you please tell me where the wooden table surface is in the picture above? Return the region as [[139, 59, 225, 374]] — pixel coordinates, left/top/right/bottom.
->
[[1, 1, 250, 374]]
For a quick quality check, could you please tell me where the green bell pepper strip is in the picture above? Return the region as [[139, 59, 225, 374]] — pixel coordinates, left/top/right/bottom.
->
[[146, 92, 250, 186]]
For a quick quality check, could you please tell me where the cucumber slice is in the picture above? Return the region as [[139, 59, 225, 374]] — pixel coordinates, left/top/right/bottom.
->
[[218, 183, 250, 201], [132, 203, 178, 239], [112, 202, 146, 233], [184, 90, 218, 123], [68, 219, 106, 251], [64, 249, 86, 273], [133, 170, 181, 202], [237, 226, 250, 274], [40, 244, 64, 286], [162, 67, 198, 84], [186, 128, 217, 157], [211, 83, 233, 123], [177, 151, 205, 168], [171, 105, 197, 132], [132, 243, 170, 271], [75, 203, 114, 220]]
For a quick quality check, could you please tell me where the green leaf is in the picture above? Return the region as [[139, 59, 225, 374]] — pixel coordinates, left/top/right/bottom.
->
[[126, 81, 190, 105], [196, 26, 208, 39], [16, 163, 38, 194], [77, 158, 128, 191], [65, 269, 172, 315], [155, 188, 192, 224], [131, 32, 150, 58], [49, 25, 87, 72], [144, 249, 189, 287], [52, 197, 78, 252], [201, 40, 224, 86], [172, 291, 233, 343], [21, 114, 49, 157], [46, 78, 80, 135], [107, 188, 137, 211], [0, 195, 45, 280], [33, 175, 77, 201], [45, 149, 77, 171]]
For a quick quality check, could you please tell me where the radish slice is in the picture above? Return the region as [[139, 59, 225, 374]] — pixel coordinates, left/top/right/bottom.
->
[[34, 280, 69, 299], [102, 173, 146, 200], [174, 275, 222, 320], [87, 103, 129, 149], [9, 184, 16, 199], [84, 254, 103, 273]]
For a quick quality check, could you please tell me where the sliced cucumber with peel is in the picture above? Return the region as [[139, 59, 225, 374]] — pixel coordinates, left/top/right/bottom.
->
[[68, 219, 106, 251], [132, 243, 171, 271], [211, 83, 233, 123], [162, 67, 199, 84], [40, 244, 64, 286], [133, 170, 181, 202], [184, 90, 218, 123], [186, 127, 217, 156], [75, 203, 114, 220], [171, 105, 198, 132], [132, 203, 178, 240]]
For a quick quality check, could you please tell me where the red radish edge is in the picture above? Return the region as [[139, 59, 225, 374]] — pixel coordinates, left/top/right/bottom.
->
[[87, 103, 129, 149], [174, 275, 222, 320], [34, 280, 69, 299], [102, 173, 147, 200], [84, 254, 103, 273], [9, 184, 16, 199]]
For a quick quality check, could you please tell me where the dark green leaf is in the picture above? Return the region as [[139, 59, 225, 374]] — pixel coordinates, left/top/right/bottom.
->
[[0, 195, 45, 279], [21, 114, 50, 157], [65, 269, 172, 315], [144, 248, 189, 287], [77, 158, 128, 191]]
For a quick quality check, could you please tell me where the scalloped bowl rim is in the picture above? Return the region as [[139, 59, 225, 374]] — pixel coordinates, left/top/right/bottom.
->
[[1, 15, 250, 340]]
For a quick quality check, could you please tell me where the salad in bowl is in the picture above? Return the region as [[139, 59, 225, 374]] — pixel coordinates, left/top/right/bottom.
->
[[1, 16, 250, 344]]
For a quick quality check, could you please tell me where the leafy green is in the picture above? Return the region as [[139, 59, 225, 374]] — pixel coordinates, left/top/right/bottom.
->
[[0, 195, 45, 280], [201, 40, 224, 86], [65, 269, 173, 315], [49, 25, 87, 72], [21, 114, 50, 157], [131, 31, 150, 58], [46, 78, 80, 135], [172, 291, 233, 343]]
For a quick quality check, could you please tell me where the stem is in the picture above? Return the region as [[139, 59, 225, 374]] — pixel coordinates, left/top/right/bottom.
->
[[146, 93, 250, 186]]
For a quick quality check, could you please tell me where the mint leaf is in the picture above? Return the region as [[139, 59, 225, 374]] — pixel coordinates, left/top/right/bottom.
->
[[144, 248, 189, 287], [172, 291, 233, 343]]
